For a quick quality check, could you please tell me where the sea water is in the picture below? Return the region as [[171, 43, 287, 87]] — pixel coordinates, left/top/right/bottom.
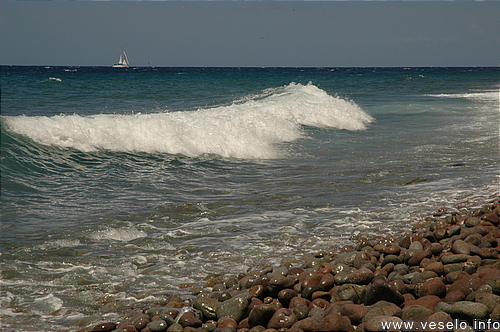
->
[[1, 66, 499, 331]]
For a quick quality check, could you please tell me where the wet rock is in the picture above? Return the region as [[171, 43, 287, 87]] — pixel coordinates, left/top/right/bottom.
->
[[270, 266, 288, 278], [301, 285, 322, 300], [318, 273, 335, 290], [335, 252, 358, 266], [92, 323, 117, 332], [124, 313, 149, 330], [149, 319, 168, 332], [289, 296, 310, 308], [166, 323, 183, 332], [249, 285, 265, 299], [381, 254, 402, 267], [217, 295, 249, 321], [363, 276, 404, 306], [248, 304, 278, 328], [267, 308, 297, 329], [330, 283, 367, 304], [381, 245, 402, 256], [193, 297, 219, 320], [311, 291, 331, 302], [217, 317, 238, 329], [400, 234, 423, 249], [212, 327, 235, 332], [354, 251, 372, 269], [202, 321, 217, 331], [270, 276, 296, 289], [277, 288, 296, 308], [117, 325, 139, 332], [178, 312, 202, 328], [345, 267, 374, 285], [292, 305, 309, 320], [290, 317, 320, 332]]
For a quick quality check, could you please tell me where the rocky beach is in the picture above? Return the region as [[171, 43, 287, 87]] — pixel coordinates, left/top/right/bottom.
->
[[73, 197, 500, 332]]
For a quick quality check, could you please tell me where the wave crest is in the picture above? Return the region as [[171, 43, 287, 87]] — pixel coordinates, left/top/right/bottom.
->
[[3, 83, 373, 159]]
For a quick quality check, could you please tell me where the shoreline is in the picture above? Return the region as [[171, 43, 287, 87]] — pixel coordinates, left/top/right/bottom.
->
[[74, 197, 500, 332]]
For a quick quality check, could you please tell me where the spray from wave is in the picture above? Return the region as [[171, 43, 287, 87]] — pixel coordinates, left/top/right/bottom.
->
[[2, 83, 373, 159]]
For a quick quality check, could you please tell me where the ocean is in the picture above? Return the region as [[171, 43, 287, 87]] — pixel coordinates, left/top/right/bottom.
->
[[1, 66, 499, 331]]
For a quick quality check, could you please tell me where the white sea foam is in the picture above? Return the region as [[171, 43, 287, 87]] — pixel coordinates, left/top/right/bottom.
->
[[2, 83, 373, 159], [426, 90, 500, 102], [91, 226, 147, 242], [26, 294, 64, 313]]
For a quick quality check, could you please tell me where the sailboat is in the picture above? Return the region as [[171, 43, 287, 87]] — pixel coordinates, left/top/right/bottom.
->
[[112, 50, 130, 68]]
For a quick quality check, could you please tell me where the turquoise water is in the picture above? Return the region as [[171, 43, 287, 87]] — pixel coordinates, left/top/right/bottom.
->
[[1, 66, 499, 331]]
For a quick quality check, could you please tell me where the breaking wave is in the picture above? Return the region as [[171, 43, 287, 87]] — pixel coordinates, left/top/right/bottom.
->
[[2, 83, 373, 159]]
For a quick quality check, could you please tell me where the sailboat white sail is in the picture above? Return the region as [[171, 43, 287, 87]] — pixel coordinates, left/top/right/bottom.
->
[[112, 50, 130, 68]]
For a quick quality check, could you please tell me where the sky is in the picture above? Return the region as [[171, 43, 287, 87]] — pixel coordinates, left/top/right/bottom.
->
[[0, 2, 499, 67]]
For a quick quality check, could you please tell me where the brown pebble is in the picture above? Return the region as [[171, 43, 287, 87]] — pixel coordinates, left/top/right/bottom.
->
[[178, 312, 202, 328], [249, 285, 265, 299], [404, 295, 442, 311], [345, 267, 374, 285], [277, 288, 296, 307], [479, 247, 498, 259], [429, 243, 444, 256], [400, 234, 423, 249], [416, 277, 447, 298], [91, 323, 117, 332], [452, 239, 471, 255], [248, 304, 279, 328], [289, 296, 310, 308], [270, 276, 296, 289], [340, 303, 370, 326], [267, 308, 297, 329], [373, 268, 388, 277], [287, 267, 304, 277], [424, 261, 444, 275], [308, 297, 330, 310], [317, 266, 333, 274], [319, 273, 335, 290], [318, 312, 354, 332], [448, 275, 484, 296], [408, 250, 433, 266], [217, 317, 238, 329], [290, 317, 320, 331], [440, 253, 470, 264]]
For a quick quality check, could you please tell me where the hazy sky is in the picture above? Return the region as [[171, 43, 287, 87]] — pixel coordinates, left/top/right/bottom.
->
[[1, 2, 499, 67]]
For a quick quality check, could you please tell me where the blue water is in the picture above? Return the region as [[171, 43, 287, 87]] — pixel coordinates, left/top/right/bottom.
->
[[1, 66, 499, 331]]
